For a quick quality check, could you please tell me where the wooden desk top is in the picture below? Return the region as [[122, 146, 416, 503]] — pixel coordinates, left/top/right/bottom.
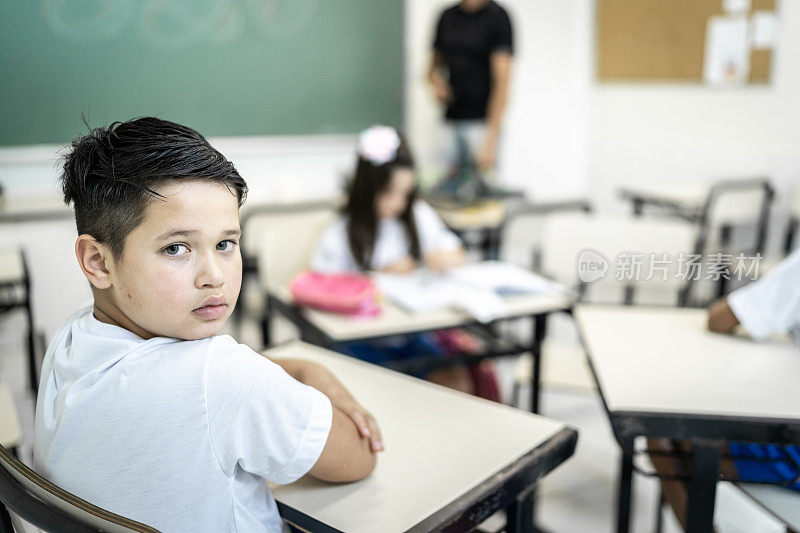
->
[[274, 286, 571, 342], [266, 341, 575, 533], [575, 305, 800, 420]]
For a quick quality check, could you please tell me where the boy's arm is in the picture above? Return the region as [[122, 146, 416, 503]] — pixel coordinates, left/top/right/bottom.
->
[[271, 358, 383, 482], [707, 298, 740, 334]]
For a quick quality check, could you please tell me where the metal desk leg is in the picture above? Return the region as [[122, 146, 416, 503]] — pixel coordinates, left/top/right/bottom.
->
[[530, 314, 547, 414], [632, 198, 644, 217], [685, 440, 722, 533], [506, 487, 535, 533], [616, 438, 634, 533]]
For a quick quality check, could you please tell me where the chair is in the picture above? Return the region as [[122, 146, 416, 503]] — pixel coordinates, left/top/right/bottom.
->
[[0, 384, 21, 458], [623, 178, 775, 303], [505, 211, 698, 407], [0, 441, 158, 533], [238, 200, 340, 347], [0, 250, 38, 392], [783, 182, 800, 255], [499, 199, 592, 271]]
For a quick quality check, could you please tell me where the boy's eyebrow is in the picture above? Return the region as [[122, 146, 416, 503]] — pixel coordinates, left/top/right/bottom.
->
[[156, 228, 241, 240]]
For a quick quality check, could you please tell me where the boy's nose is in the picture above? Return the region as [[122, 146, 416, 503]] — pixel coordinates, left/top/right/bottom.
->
[[197, 255, 225, 288]]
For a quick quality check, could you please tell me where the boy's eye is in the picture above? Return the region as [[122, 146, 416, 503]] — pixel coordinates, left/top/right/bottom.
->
[[164, 244, 188, 256], [216, 240, 236, 252]]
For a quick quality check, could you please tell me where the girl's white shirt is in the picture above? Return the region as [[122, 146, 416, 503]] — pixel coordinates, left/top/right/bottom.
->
[[311, 200, 462, 273]]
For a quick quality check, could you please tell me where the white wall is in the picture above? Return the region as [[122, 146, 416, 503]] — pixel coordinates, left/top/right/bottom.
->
[[405, 0, 592, 200]]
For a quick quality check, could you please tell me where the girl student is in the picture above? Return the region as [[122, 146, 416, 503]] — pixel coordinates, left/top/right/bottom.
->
[[311, 125, 491, 395]]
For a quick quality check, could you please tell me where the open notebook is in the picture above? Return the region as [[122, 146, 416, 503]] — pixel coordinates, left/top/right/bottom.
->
[[374, 261, 567, 323]]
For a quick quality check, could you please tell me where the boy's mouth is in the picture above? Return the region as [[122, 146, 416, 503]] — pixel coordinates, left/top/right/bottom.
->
[[193, 295, 228, 320]]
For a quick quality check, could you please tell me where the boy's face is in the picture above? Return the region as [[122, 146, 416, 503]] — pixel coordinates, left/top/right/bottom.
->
[[104, 180, 242, 340]]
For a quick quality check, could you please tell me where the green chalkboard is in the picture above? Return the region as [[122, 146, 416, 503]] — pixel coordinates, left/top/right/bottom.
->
[[0, 0, 404, 146]]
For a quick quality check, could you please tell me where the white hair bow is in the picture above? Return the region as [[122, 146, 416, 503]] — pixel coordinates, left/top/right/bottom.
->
[[358, 125, 400, 166]]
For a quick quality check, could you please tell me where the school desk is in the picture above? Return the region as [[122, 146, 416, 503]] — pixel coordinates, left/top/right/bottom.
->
[[574, 304, 800, 533], [268, 283, 572, 415], [265, 340, 578, 533]]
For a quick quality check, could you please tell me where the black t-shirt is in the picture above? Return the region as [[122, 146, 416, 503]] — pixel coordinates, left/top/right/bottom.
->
[[433, 1, 513, 121]]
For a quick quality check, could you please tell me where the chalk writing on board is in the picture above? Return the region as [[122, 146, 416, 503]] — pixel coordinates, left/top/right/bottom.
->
[[245, 0, 319, 41], [43, 0, 135, 43], [41, 0, 319, 49], [139, 0, 237, 51]]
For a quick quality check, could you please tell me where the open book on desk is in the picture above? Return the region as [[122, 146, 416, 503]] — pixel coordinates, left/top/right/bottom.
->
[[374, 261, 567, 323]]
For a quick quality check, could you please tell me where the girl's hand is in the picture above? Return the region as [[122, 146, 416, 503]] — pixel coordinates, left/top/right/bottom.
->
[[381, 256, 416, 274], [424, 248, 465, 273]]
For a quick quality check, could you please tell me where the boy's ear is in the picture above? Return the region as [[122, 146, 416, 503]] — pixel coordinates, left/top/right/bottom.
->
[[75, 235, 114, 289]]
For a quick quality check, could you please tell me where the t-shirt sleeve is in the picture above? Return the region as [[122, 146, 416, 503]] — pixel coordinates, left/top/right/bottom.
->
[[727, 249, 800, 341], [310, 221, 358, 273], [491, 7, 514, 54], [414, 201, 463, 254], [432, 11, 446, 50], [204, 336, 333, 485]]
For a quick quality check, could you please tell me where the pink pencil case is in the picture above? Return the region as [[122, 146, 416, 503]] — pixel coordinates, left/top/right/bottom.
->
[[289, 271, 381, 317]]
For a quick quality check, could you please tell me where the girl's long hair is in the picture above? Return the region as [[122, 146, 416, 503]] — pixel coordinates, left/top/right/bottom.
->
[[344, 136, 421, 271]]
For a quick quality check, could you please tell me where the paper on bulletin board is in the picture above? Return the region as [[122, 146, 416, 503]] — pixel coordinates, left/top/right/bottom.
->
[[704, 16, 750, 87], [723, 0, 750, 14], [751, 11, 778, 49]]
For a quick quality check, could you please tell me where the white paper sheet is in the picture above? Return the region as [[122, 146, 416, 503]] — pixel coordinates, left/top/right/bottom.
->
[[751, 11, 778, 49], [704, 16, 751, 87], [723, 0, 750, 14], [374, 261, 565, 323], [449, 261, 567, 296]]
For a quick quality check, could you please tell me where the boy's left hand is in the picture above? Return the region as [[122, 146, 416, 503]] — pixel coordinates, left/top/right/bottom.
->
[[335, 399, 384, 453]]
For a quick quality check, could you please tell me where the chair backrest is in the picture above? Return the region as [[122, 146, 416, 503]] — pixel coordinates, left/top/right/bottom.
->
[[241, 200, 340, 291], [703, 178, 774, 233], [0, 384, 21, 450], [0, 249, 24, 286], [789, 182, 800, 220], [500, 200, 592, 270], [0, 444, 158, 532], [539, 212, 698, 305]]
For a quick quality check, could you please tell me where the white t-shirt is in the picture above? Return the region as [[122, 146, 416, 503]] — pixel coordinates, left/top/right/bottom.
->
[[728, 248, 800, 345], [34, 303, 332, 532], [311, 200, 462, 272]]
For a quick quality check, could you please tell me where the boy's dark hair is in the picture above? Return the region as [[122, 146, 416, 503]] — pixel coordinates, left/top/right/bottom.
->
[[60, 117, 248, 259], [344, 133, 420, 271]]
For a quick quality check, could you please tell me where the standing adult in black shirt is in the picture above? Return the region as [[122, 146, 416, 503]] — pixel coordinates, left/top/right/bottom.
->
[[428, 0, 514, 174]]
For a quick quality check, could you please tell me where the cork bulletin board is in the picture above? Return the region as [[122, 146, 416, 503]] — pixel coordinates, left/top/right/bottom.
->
[[597, 0, 777, 83]]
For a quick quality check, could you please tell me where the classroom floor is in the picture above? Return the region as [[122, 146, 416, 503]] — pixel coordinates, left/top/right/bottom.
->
[[0, 310, 684, 533]]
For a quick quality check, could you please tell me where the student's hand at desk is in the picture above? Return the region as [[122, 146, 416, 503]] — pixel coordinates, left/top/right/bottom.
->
[[424, 248, 466, 273], [334, 396, 383, 453], [273, 358, 384, 453], [381, 256, 417, 274], [707, 298, 740, 334]]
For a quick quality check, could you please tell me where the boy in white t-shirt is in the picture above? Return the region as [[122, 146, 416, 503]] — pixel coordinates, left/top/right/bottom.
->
[[34, 117, 382, 532]]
